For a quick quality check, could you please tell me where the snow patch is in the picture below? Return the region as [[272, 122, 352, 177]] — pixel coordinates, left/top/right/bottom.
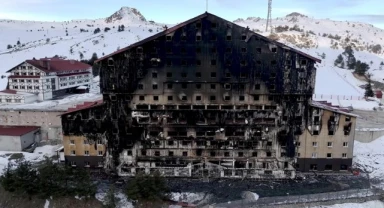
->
[[171, 192, 206, 204], [312, 200, 384, 208], [44, 199, 50, 208]]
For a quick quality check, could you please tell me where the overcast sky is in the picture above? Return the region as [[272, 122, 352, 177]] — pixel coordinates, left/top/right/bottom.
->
[[1, 0, 383, 28]]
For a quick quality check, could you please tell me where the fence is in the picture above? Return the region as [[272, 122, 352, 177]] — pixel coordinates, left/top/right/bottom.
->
[[207, 188, 383, 208], [312, 94, 364, 101]]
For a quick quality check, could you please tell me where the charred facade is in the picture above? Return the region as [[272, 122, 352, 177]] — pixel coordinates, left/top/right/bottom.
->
[[62, 13, 322, 179]]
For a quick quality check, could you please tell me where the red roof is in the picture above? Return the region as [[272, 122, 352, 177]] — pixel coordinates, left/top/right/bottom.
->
[[0, 126, 39, 136], [8, 75, 40, 79], [57, 72, 90, 77], [0, 89, 17, 94], [61, 100, 104, 116], [7, 57, 91, 73], [96, 12, 321, 63]]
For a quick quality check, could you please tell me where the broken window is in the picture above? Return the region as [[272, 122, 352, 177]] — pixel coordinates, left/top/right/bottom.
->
[[325, 164, 332, 171], [327, 153, 332, 158], [345, 116, 351, 122], [254, 84, 260, 90], [195, 72, 202, 78], [226, 60, 231, 67], [138, 84, 143, 90], [182, 83, 187, 89], [210, 151, 216, 157], [167, 72, 172, 78], [238, 152, 244, 157], [225, 72, 231, 78], [226, 47, 232, 53], [211, 72, 217, 77], [181, 96, 187, 101], [166, 48, 172, 54], [241, 35, 247, 40], [210, 96, 216, 101], [152, 72, 157, 78], [301, 60, 307, 65], [139, 96, 145, 101], [314, 116, 320, 125], [269, 84, 275, 90], [167, 96, 173, 101], [239, 95, 245, 101], [210, 84, 216, 90], [313, 130, 319, 135], [224, 152, 230, 157], [211, 22, 217, 28], [107, 58, 114, 66], [224, 96, 231, 101], [210, 35, 217, 41], [180, 47, 186, 54], [141, 150, 147, 156], [240, 60, 246, 66], [211, 60, 217, 66], [196, 95, 202, 101], [168, 151, 174, 156], [266, 152, 272, 157], [253, 95, 259, 101], [310, 164, 317, 170], [152, 84, 158, 90], [167, 83, 173, 89], [328, 130, 334, 135], [154, 151, 160, 156], [271, 60, 277, 65], [181, 72, 187, 78], [340, 164, 348, 170], [327, 142, 333, 147], [196, 84, 202, 89], [153, 96, 159, 101], [224, 84, 231, 90], [196, 22, 201, 28], [166, 35, 172, 41], [268, 96, 274, 101], [271, 47, 277, 53], [252, 152, 257, 157], [181, 34, 187, 41], [183, 151, 188, 156], [196, 35, 202, 41], [226, 35, 232, 41], [168, 141, 174, 146], [240, 72, 247, 78], [241, 48, 247, 53]]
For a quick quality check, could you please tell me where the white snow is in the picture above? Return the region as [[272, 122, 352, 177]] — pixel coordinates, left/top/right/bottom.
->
[[43, 199, 50, 208], [312, 200, 384, 208], [0, 145, 60, 175], [95, 191, 134, 208], [171, 192, 206, 204]]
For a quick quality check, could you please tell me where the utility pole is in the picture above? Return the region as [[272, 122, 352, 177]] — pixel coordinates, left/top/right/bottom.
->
[[266, 0, 272, 32]]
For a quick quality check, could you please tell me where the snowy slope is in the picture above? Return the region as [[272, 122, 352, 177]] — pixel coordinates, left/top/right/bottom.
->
[[1, 9, 384, 107], [312, 200, 384, 208]]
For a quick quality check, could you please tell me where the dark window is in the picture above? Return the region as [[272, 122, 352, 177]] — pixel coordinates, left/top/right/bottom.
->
[[328, 131, 334, 135], [152, 84, 158, 90], [152, 72, 157, 78], [181, 72, 187, 78], [196, 35, 201, 41], [256, 48, 261, 53], [167, 83, 173, 89], [240, 72, 247, 78], [182, 83, 187, 89], [210, 151, 216, 157], [271, 47, 277, 53], [141, 150, 147, 156], [211, 60, 217, 65], [226, 48, 232, 53], [240, 60, 246, 66], [196, 22, 201, 28], [168, 141, 174, 145], [196, 48, 201, 53], [153, 96, 159, 101], [167, 72, 172, 78], [168, 96, 173, 101], [183, 151, 188, 156], [253, 95, 260, 101], [266, 152, 272, 157], [238, 152, 244, 157], [239, 96, 245, 101], [224, 96, 231, 101], [211, 48, 217, 54], [268, 96, 274, 101], [211, 22, 217, 28], [269, 84, 275, 90], [310, 164, 317, 170], [325, 164, 333, 170], [225, 72, 231, 78], [210, 35, 217, 41], [226, 60, 231, 66], [271, 60, 277, 65], [196, 96, 202, 101], [166, 48, 172, 54], [301, 60, 307, 65], [181, 60, 187, 66], [270, 72, 276, 78], [226, 35, 232, 41], [211, 72, 216, 77], [196, 84, 201, 89], [181, 96, 187, 101], [254, 84, 260, 90], [195, 72, 201, 78], [239, 84, 245, 90], [313, 130, 319, 135], [340, 164, 348, 170], [210, 96, 216, 101], [155, 151, 160, 156], [180, 47, 186, 54], [241, 35, 247, 40], [181, 35, 187, 41], [138, 84, 143, 89], [196, 60, 201, 66], [166, 60, 172, 66], [252, 152, 257, 157], [224, 84, 231, 90], [224, 152, 230, 157], [210, 84, 216, 90], [139, 96, 145, 101], [166, 35, 172, 41], [241, 48, 247, 53], [327, 153, 332, 158], [345, 116, 351, 122], [169, 151, 174, 156]]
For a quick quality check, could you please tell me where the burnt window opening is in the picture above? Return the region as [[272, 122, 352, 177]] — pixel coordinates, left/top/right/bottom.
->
[[181, 96, 187, 101], [182, 83, 187, 89], [167, 83, 173, 89], [269, 84, 275, 90], [196, 47, 201, 53], [196, 22, 202, 28], [224, 152, 230, 157], [267, 141, 272, 146], [141, 150, 147, 156], [210, 151, 216, 157], [211, 72, 217, 77], [153, 96, 159, 101], [211, 60, 217, 66], [196, 35, 202, 41], [151, 47, 157, 54], [168, 151, 174, 156], [196, 84, 202, 89], [226, 35, 232, 41], [252, 152, 258, 157], [226, 47, 232, 53], [255, 72, 261, 78], [211, 48, 217, 54], [254, 84, 261, 90], [301, 60, 307, 65], [168, 141, 174, 145], [196, 72, 202, 78], [224, 83, 231, 90], [110, 95, 117, 101], [154, 151, 160, 156], [210, 35, 217, 41], [345, 116, 351, 122], [181, 60, 187, 66], [253, 95, 260, 101], [328, 131, 334, 135], [166, 48, 172, 54], [127, 150, 132, 156], [239, 96, 245, 101], [241, 35, 247, 40], [125, 95, 132, 101], [310, 164, 317, 170], [313, 130, 319, 135], [225, 72, 231, 78], [241, 48, 247, 53], [256, 60, 262, 65], [240, 72, 247, 78], [224, 96, 231, 101], [330, 116, 335, 122], [256, 48, 262, 53], [180, 47, 187, 54], [271, 47, 277, 53], [266, 152, 272, 157], [238, 152, 244, 157], [166, 60, 172, 66], [138, 84, 144, 90], [226, 60, 231, 67], [314, 116, 320, 125], [210, 84, 216, 90], [268, 95, 274, 101], [167, 96, 173, 101], [239, 84, 245, 90], [181, 72, 187, 78], [270, 72, 276, 78], [210, 96, 216, 101], [181, 34, 187, 41], [240, 60, 247, 66], [139, 96, 145, 101], [211, 22, 217, 28], [196, 95, 202, 101], [166, 35, 172, 41], [271, 60, 277, 65], [183, 151, 188, 156], [325, 164, 333, 170], [167, 72, 172, 78], [327, 153, 332, 158], [152, 84, 158, 90], [196, 60, 202, 66], [152, 72, 157, 78], [340, 164, 348, 170], [136, 47, 143, 54], [107, 58, 114, 66]]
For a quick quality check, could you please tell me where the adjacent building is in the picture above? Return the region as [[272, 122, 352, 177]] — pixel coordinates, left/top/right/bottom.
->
[[6, 57, 92, 102], [0, 89, 38, 104], [61, 12, 356, 179], [0, 125, 40, 151]]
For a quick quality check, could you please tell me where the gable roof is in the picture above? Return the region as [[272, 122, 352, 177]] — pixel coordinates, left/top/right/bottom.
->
[[96, 12, 321, 63], [7, 57, 91, 73], [60, 100, 104, 116], [311, 100, 358, 117], [0, 126, 39, 136]]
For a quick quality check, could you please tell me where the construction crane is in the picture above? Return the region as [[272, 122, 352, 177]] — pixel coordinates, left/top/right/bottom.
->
[[266, 0, 272, 32]]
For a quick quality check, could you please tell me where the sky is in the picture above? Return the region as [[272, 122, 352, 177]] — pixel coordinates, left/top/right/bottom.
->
[[0, 0, 384, 29]]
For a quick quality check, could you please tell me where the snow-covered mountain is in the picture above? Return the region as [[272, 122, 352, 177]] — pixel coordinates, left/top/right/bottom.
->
[[1, 8, 384, 108]]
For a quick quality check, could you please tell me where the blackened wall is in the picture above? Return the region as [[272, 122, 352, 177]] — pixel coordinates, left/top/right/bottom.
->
[[296, 158, 352, 172]]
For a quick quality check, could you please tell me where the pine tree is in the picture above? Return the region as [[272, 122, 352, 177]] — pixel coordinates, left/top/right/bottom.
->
[[17, 40, 20, 45], [355, 60, 370, 76], [79, 52, 84, 60], [7, 44, 12, 49], [334, 54, 344, 67], [365, 74, 374, 97], [104, 185, 119, 208]]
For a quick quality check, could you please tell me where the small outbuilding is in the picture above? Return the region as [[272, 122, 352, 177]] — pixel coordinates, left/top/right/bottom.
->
[[0, 125, 40, 151], [375, 90, 383, 99]]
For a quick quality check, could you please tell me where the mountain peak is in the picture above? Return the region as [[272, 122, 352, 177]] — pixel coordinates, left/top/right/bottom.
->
[[105, 7, 146, 23], [285, 12, 308, 18]]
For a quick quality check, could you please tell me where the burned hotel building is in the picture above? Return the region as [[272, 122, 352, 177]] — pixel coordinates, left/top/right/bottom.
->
[[61, 13, 356, 179]]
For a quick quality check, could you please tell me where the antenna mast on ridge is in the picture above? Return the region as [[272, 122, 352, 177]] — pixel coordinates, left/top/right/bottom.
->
[[266, 0, 272, 32]]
